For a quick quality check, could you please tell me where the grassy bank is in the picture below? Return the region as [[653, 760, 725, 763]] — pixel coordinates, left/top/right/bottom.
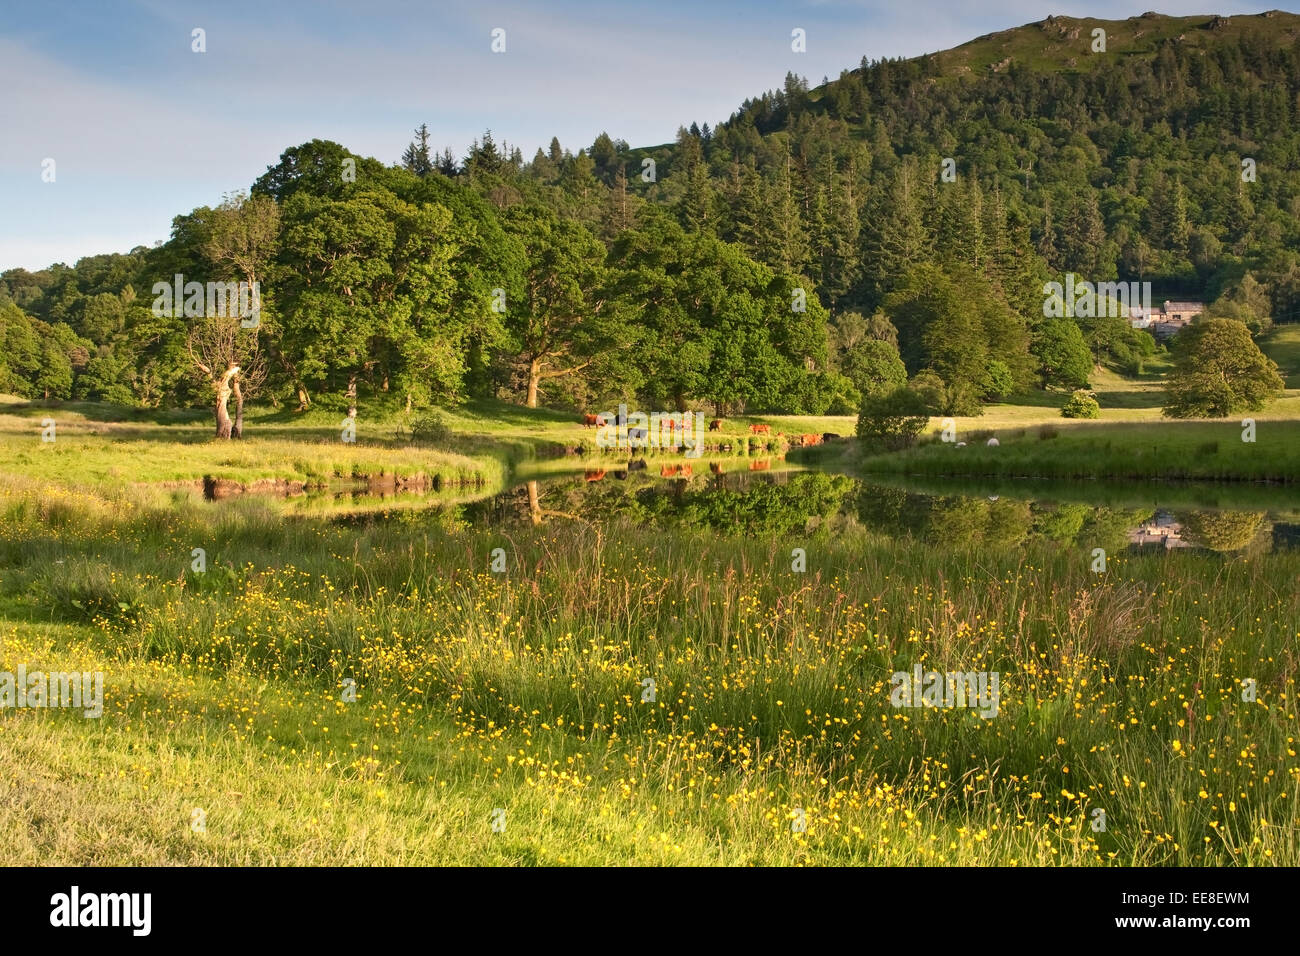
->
[[0, 396, 505, 490], [1, 476, 1295, 865], [848, 419, 1300, 482]]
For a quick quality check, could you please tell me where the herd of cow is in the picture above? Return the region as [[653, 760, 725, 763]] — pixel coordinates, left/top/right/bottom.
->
[[581, 413, 840, 448], [573, 413, 844, 484]]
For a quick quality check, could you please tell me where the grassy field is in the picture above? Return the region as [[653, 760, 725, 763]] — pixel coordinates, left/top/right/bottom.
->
[[0, 394, 855, 492], [0, 396, 503, 490], [1, 473, 1297, 865]]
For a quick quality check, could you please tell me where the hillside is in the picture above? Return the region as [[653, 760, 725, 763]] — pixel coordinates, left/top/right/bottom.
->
[[3, 10, 1299, 422], [929, 11, 1300, 76]]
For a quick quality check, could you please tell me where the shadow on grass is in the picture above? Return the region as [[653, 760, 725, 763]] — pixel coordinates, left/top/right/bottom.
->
[[1092, 389, 1164, 409], [2, 400, 209, 425]]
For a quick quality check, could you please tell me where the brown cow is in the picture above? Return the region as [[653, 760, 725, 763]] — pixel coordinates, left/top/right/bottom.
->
[[709, 419, 723, 432], [801, 433, 822, 447], [584, 469, 606, 482], [750, 423, 771, 435], [582, 413, 606, 427], [659, 463, 693, 478], [749, 459, 770, 471], [709, 462, 723, 474]]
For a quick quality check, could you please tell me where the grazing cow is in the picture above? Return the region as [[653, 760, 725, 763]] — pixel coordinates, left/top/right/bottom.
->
[[627, 458, 647, 471], [822, 433, 841, 443], [800, 433, 821, 447], [709, 419, 723, 432], [749, 459, 770, 471], [986, 437, 1000, 447], [627, 427, 648, 442], [612, 470, 628, 480], [750, 423, 771, 435], [709, 462, 723, 474], [582, 413, 606, 427], [660, 463, 692, 478], [584, 469, 606, 482]]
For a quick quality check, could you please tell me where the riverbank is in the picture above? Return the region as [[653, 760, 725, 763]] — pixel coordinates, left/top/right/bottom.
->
[[839, 418, 1300, 483]]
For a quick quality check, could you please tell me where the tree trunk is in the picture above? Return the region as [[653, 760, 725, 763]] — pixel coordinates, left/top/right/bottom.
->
[[347, 374, 358, 419], [527, 480, 542, 525], [296, 384, 310, 411], [214, 365, 239, 439], [232, 378, 245, 439], [527, 357, 541, 408]]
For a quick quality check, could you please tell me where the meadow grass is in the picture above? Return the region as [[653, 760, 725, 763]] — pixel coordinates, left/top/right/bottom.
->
[[0, 397, 503, 489], [1, 475, 1295, 865]]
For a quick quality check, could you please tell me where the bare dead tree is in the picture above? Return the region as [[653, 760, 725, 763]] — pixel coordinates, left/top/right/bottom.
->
[[187, 315, 266, 439], [202, 191, 285, 420]]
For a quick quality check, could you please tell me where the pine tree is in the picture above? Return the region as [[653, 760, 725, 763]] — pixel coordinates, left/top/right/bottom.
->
[[436, 147, 458, 177], [530, 147, 555, 182], [1059, 192, 1105, 275], [602, 164, 634, 239], [732, 164, 766, 259], [687, 166, 717, 235], [963, 177, 985, 273], [1168, 179, 1190, 258], [1037, 196, 1058, 267], [863, 161, 933, 301], [465, 130, 504, 178], [775, 148, 809, 274], [823, 166, 860, 301], [401, 123, 433, 177]]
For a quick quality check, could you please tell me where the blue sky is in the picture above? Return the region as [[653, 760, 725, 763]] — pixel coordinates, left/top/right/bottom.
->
[[0, 0, 1285, 270]]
